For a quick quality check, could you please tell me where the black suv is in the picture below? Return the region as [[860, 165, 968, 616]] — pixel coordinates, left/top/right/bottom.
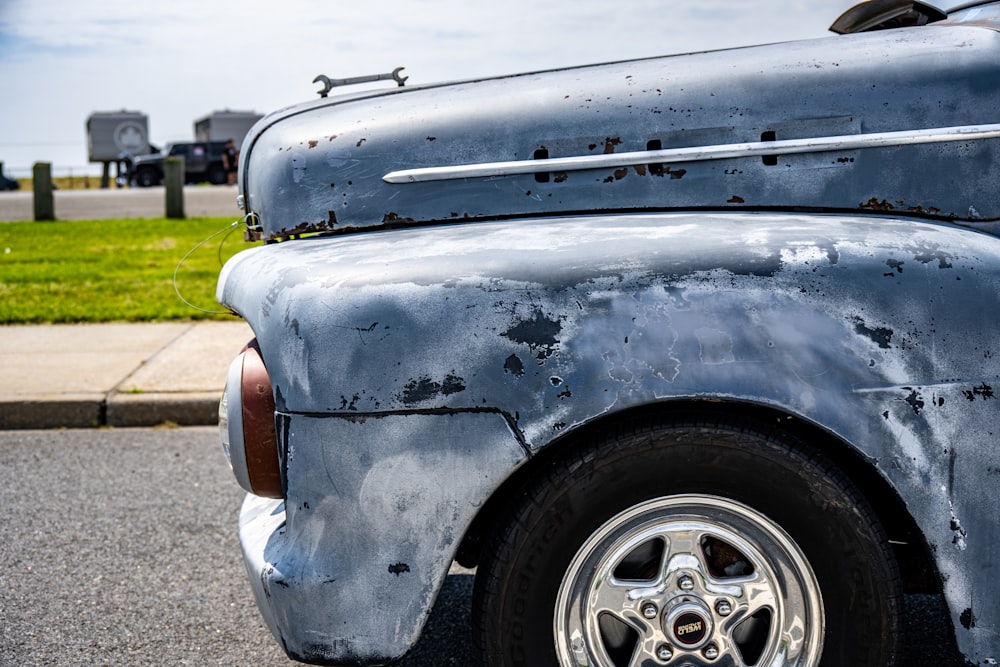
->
[[0, 162, 19, 191], [131, 141, 229, 187]]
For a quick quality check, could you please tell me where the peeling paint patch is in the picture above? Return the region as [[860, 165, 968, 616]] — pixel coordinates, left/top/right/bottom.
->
[[504, 354, 525, 377], [962, 383, 994, 401], [913, 249, 953, 269], [852, 316, 893, 349], [950, 505, 968, 551], [387, 562, 411, 576], [400, 374, 466, 404], [903, 388, 924, 415], [502, 310, 562, 360]]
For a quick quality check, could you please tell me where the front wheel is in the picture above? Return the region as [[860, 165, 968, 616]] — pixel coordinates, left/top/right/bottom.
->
[[473, 416, 901, 666], [207, 164, 227, 185], [133, 167, 158, 187]]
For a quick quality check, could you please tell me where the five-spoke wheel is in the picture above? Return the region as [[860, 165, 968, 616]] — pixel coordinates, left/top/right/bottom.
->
[[473, 416, 900, 666], [555, 495, 822, 666]]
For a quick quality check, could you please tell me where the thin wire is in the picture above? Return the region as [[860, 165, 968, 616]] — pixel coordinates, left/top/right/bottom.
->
[[173, 219, 243, 315]]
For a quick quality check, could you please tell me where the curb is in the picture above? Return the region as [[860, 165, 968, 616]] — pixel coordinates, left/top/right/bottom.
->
[[1, 392, 221, 430]]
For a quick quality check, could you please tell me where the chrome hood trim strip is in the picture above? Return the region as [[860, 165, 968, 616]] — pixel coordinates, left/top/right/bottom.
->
[[384, 123, 1000, 184]]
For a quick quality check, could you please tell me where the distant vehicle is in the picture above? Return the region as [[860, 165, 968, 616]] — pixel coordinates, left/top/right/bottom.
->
[[131, 141, 229, 187], [0, 162, 19, 191], [217, 1, 1000, 665]]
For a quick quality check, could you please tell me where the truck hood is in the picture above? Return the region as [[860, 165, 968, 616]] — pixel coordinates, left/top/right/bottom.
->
[[237, 5, 1000, 242]]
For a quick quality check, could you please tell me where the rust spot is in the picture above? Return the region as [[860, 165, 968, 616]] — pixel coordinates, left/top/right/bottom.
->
[[266, 218, 336, 242], [603, 137, 622, 154], [906, 204, 942, 216], [426, 136, 437, 141], [861, 198, 895, 212], [553, 172, 568, 183], [382, 212, 415, 224], [634, 164, 647, 176], [308, 140, 318, 149], [667, 168, 686, 180], [728, 195, 745, 204], [328, 135, 337, 141], [588, 143, 598, 151], [328, 211, 338, 226], [356, 138, 366, 147], [613, 168, 628, 181]]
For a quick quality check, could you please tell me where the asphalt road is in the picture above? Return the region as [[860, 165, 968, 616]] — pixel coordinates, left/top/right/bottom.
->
[[0, 185, 240, 222], [0, 427, 967, 666], [0, 427, 473, 667]]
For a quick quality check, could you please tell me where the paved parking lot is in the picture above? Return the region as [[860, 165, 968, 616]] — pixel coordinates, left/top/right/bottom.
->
[[0, 427, 475, 666], [0, 185, 241, 221]]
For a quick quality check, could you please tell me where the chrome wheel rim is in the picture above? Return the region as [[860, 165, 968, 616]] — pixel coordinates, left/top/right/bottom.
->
[[555, 494, 823, 666]]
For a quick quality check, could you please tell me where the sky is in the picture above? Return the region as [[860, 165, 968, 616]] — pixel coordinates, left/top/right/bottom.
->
[[0, 0, 862, 178]]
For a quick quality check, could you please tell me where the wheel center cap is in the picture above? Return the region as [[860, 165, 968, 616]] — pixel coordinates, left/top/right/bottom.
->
[[665, 603, 712, 649]]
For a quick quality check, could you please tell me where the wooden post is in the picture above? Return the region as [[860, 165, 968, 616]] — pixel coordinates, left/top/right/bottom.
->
[[165, 156, 185, 219], [33, 162, 55, 221]]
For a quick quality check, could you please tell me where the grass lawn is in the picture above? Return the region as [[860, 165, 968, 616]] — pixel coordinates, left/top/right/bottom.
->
[[0, 217, 249, 323]]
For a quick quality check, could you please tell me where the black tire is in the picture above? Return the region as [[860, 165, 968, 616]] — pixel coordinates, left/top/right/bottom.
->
[[207, 164, 227, 185], [134, 167, 158, 187], [473, 415, 901, 666]]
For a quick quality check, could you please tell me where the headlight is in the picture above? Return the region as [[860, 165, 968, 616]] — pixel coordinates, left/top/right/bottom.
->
[[219, 339, 283, 498]]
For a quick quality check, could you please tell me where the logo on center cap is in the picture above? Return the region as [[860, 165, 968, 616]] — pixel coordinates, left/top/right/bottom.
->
[[673, 611, 708, 645]]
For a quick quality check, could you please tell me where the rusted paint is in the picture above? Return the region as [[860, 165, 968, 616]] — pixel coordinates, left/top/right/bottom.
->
[[264, 218, 336, 242], [219, 6, 1000, 663], [220, 210, 1000, 662], [237, 23, 1000, 242], [861, 197, 896, 211]]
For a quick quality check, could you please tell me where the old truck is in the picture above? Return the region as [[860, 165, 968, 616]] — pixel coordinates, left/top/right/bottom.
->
[[216, 1, 1000, 664]]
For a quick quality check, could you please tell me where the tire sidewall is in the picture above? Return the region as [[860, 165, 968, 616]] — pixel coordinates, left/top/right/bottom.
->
[[482, 423, 898, 666]]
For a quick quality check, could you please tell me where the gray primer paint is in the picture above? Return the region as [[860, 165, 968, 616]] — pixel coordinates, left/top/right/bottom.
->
[[220, 212, 1000, 663]]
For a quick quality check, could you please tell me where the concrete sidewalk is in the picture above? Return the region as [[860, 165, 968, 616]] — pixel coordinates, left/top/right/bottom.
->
[[0, 321, 252, 429]]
